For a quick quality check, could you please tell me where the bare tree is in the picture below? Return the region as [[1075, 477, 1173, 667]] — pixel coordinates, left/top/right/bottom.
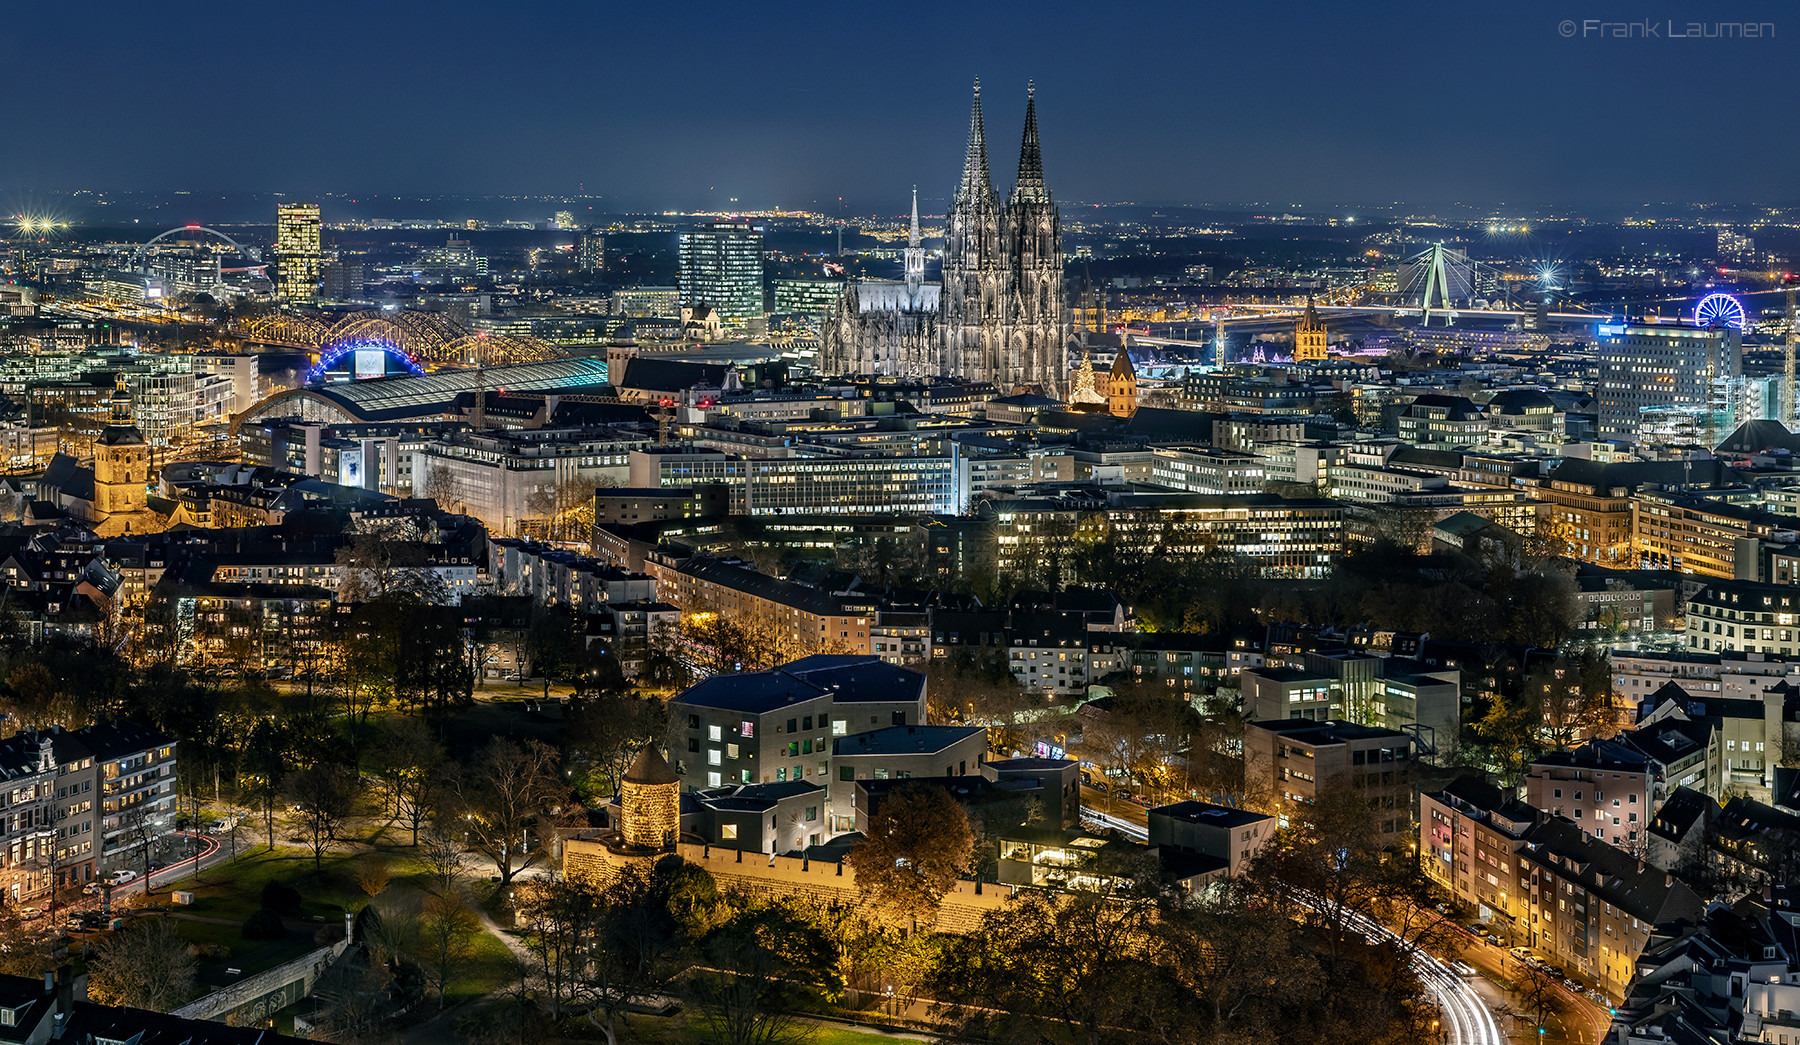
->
[[287, 763, 358, 872], [86, 918, 197, 1011], [452, 739, 568, 888], [416, 891, 481, 1010]]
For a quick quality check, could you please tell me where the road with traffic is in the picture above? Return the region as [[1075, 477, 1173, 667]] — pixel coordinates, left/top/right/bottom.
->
[[1077, 783, 1613, 1045]]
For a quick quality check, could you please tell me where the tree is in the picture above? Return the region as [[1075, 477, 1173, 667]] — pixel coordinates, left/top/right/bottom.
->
[[335, 518, 450, 605], [356, 852, 390, 898], [416, 891, 481, 1010], [419, 821, 468, 896], [287, 763, 358, 872], [369, 717, 447, 845], [845, 784, 974, 928], [242, 718, 287, 851], [86, 918, 197, 1011], [930, 887, 1173, 1045], [688, 899, 840, 1045], [453, 739, 567, 888], [569, 693, 666, 798]]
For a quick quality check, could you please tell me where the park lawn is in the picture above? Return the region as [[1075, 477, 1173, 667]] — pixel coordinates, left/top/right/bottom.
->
[[444, 929, 519, 1002], [556, 1010, 925, 1045], [176, 845, 396, 924]]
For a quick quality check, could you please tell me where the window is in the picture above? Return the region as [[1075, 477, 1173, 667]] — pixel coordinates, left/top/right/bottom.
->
[[688, 715, 700, 729], [832, 719, 847, 736], [1554, 788, 1562, 799], [706, 772, 722, 787], [840, 766, 854, 781], [708, 749, 721, 766], [721, 824, 738, 841], [787, 718, 798, 734], [741, 720, 755, 738], [708, 725, 722, 742], [803, 716, 813, 731], [805, 806, 818, 822], [687, 738, 699, 753], [727, 744, 739, 759]]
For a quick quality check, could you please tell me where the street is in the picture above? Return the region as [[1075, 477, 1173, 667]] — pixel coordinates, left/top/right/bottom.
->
[[1075, 784, 1611, 1045]]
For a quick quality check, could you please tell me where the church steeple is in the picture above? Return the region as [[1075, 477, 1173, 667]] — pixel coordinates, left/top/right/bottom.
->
[[955, 79, 996, 208], [1010, 81, 1050, 205], [904, 186, 925, 296]]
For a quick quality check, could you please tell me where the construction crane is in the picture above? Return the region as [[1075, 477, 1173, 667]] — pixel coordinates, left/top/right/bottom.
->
[[1786, 278, 1797, 428]]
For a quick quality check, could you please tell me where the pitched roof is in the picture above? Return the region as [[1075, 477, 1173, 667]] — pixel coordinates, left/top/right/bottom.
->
[[623, 745, 679, 786]]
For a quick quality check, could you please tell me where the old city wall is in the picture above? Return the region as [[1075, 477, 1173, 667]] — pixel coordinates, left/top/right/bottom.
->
[[565, 839, 1013, 934]]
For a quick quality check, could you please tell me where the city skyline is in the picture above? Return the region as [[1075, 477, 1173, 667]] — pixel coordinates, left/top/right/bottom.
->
[[5, 0, 1797, 210]]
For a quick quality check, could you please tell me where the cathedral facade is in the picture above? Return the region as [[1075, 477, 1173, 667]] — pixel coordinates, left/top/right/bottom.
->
[[821, 81, 1071, 397]]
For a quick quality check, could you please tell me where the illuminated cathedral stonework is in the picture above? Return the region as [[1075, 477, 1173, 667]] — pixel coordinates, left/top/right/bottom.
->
[[821, 81, 1073, 396]]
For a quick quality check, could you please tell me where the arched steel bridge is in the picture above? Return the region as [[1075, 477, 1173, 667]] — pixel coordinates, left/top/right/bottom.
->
[[134, 224, 262, 265], [231, 308, 567, 369]]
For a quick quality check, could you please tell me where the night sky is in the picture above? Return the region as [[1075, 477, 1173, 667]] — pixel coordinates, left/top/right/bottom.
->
[[6, 0, 1795, 212]]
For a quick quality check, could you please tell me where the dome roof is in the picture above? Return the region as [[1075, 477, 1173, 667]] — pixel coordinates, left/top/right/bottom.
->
[[622, 745, 678, 786]]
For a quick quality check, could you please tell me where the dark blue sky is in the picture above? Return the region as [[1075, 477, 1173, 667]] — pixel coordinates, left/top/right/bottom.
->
[[6, 0, 1794, 212]]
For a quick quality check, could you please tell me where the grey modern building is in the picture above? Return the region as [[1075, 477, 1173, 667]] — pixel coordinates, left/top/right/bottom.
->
[[678, 222, 764, 328], [1596, 321, 1740, 444]]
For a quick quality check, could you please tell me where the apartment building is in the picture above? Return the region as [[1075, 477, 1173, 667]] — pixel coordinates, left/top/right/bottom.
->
[[647, 556, 879, 656], [1421, 776, 1705, 1000], [1242, 718, 1415, 842], [0, 722, 176, 902], [1525, 739, 1655, 854]]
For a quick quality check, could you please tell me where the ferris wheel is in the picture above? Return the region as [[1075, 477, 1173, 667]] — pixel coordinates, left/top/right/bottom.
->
[[1694, 292, 1747, 330]]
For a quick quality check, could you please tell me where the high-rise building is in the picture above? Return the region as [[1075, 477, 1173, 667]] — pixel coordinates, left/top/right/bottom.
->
[[579, 228, 606, 272], [274, 202, 322, 301], [678, 222, 764, 328], [1596, 320, 1741, 444]]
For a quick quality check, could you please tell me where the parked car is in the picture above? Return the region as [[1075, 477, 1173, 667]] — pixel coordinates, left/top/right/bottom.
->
[[107, 869, 138, 886], [1563, 979, 1581, 992], [1509, 946, 1535, 963], [17, 906, 42, 920], [1434, 903, 1454, 915]]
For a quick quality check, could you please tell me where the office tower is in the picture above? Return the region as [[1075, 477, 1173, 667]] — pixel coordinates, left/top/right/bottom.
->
[[1596, 320, 1742, 445], [580, 228, 606, 272], [678, 221, 764, 328], [275, 203, 322, 301]]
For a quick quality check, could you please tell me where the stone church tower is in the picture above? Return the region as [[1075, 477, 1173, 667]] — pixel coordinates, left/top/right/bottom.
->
[[94, 374, 148, 518], [1107, 349, 1138, 417], [1294, 297, 1328, 362]]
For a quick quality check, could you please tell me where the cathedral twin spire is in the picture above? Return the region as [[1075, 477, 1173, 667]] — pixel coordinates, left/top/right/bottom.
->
[[957, 78, 1049, 209]]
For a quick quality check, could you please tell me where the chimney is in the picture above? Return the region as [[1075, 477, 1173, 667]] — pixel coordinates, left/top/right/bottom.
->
[[1665, 874, 1673, 888]]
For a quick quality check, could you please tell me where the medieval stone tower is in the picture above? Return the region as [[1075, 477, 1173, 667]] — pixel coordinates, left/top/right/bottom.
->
[[94, 373, 147, 518]]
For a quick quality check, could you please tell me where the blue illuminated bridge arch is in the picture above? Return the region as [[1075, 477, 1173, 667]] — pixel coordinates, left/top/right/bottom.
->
[[305, 338, 426, 383]]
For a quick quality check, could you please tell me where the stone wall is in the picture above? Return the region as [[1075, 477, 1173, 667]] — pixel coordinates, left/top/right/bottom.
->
[[171, 938, 348, 1025], [565, 839, 1014, 934]]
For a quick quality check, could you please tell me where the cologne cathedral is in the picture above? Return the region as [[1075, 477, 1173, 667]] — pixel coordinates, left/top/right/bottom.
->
[[821, 81, 1073, 397]]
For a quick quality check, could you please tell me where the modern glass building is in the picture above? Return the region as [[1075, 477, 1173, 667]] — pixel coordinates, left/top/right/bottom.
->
[[678, 222, 764, 327], [275, 202, 322, 301]]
